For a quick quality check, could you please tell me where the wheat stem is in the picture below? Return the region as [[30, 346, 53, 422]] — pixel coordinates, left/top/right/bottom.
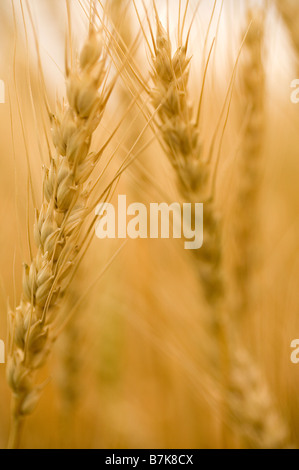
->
[[7, 415, 23, 450]]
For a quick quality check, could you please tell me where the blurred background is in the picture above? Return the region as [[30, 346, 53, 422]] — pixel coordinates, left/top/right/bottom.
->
[[0, 0, 299, 449]]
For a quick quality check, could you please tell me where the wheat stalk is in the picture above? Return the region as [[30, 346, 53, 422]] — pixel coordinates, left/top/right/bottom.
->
[[108, 0, 132, 53], [57, 286, 82, 414], [6, 24, 110, 449], [145, 8, 291, 449], [54, 292, 82, 448]]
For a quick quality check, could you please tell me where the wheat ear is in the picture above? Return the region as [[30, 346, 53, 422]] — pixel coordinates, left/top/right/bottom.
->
[[147, 13, 291, 449], [228, 8, 292, 449], [147, 16, 231, 448], [150, 19, 223, 303], [275, 0, 299, 71], [6, 26, 109, 449], [233, 9, 265, 318], [229, 348, 291, 449]]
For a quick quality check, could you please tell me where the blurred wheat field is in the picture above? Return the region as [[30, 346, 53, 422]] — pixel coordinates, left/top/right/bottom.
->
[[0, 0, 299, 449]]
